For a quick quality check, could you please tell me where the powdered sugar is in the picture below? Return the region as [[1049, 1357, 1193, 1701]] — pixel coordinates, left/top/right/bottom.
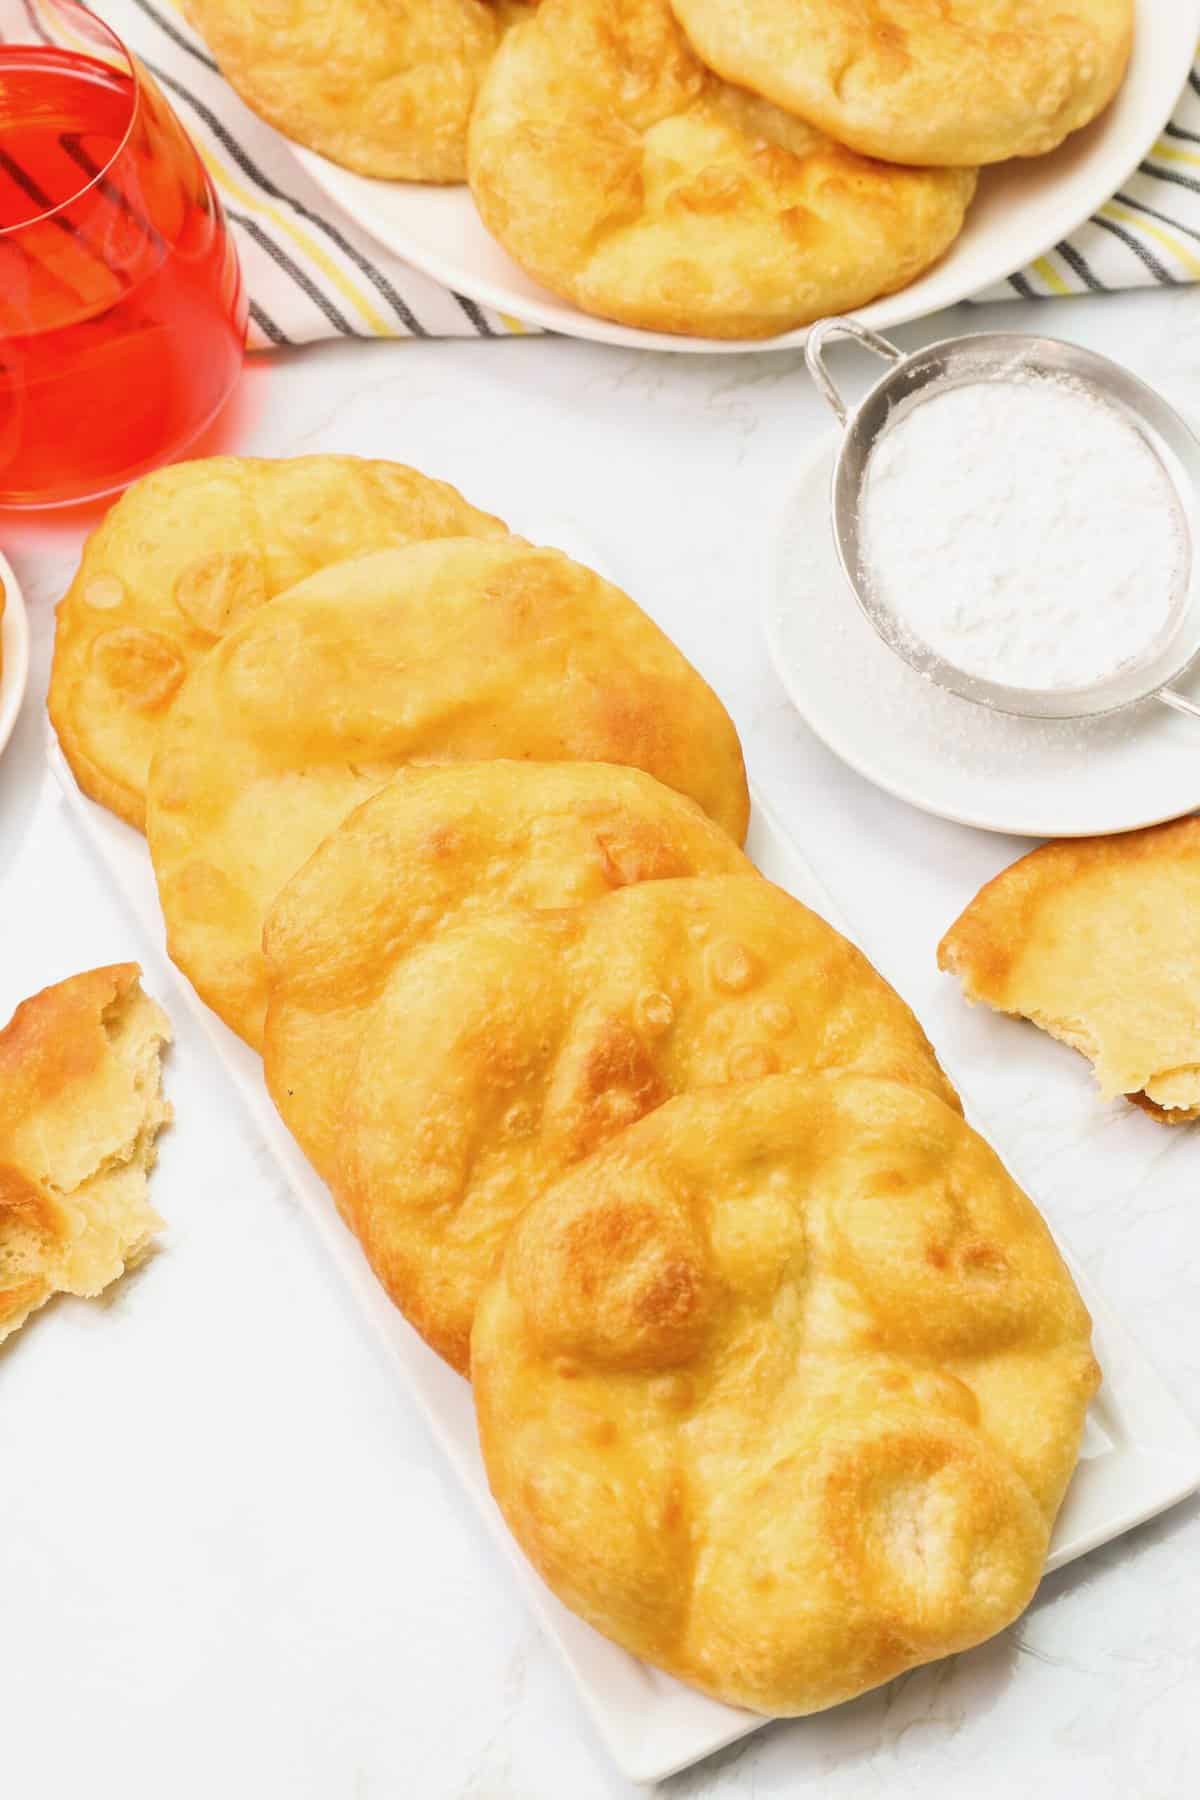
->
[[767, 444, 1200, 841], [860, 376, 1188, 692]]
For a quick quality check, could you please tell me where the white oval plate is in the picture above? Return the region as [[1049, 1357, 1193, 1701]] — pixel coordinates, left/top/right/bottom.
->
[[0, 551, 30, 763], [48, 731, 1200, 1784], [292, 0, 1197, 354], [767, 433, 1200, 839]]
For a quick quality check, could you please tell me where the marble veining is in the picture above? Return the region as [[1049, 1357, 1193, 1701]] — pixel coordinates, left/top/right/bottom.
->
[[2, 287, 1199, 1798]]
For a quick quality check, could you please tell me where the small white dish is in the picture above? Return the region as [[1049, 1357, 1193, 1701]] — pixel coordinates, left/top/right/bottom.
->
[[768, 433, 1200, 838], [0, 551, 31, 763], [291, 0, 1197, 355], [48, 738, 1200, 1783]]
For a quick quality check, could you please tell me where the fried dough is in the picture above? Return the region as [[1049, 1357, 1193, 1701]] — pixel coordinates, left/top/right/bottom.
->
[[263, 760, 752, 1180], [940, 819, 1200, 1122], [669, 0, 1133, 167], [472, 1072, 1099, 1713], [147, 537, 749, 1048], [49, 456, 506, 830], [468, 0, 976, 338], [337, 874, 958, 1372], [0, 967, 171, 1346], [184, 0, 521, 181]]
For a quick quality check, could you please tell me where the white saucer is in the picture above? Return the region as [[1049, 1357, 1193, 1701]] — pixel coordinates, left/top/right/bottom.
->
[[767, 435, 1200, 838], [0, 552, 30, 763]]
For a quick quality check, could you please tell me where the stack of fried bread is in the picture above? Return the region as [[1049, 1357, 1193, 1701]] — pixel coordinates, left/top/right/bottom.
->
[[185, 0, 1133, 338], [50, 453, 1100, 1715]]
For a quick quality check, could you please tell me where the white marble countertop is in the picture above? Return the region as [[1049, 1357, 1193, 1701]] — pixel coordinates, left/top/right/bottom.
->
[[3, 285, 1200, 1800]]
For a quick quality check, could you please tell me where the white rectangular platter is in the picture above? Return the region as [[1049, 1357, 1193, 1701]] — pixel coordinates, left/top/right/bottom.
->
[[50, 739, 1200, 1786]]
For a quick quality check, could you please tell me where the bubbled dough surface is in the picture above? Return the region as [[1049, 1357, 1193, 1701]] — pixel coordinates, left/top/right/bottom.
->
[[336, 873, 958, 1373], [472, 1073, 1100, 1714], [669, 0, 1134, 167], [48, 456, 507, 830], [183, 0, 522, 181], [146, 537, 749, 1050], [263, 760, 752, 1183], [939, 817, 1200, 1121], [467, 0, 976, 339]]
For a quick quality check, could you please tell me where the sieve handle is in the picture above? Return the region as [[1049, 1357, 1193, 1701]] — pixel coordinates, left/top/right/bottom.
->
[[1158, 687, 1200, 723], [805, 317, 904, 426]]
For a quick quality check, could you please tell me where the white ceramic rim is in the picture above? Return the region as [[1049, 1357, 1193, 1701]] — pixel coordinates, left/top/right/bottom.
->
[[0, 551, 31, 763], [291, 0, 1200, 355], [765, 431, 1200, 838]]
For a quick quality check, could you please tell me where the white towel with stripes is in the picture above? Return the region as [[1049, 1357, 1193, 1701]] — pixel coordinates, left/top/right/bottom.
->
[[86, 2, 1200, 345]]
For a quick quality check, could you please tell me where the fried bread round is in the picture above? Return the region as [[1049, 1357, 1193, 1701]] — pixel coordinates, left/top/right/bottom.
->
[[147, 538, 749, 1049], [467, 0, 977, 339], [49, 456, 507, 830], [263, 760, 752, 1182], [337, 874, 958, 1372], [184, 0, 518, 181], [472, 1072, 1100, 1713], [939, 818, 1200, 1123], [669, 0, 1133, 167]]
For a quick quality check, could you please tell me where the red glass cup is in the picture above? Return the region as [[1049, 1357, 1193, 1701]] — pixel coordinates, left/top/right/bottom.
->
[[0, 0, 246, 507]]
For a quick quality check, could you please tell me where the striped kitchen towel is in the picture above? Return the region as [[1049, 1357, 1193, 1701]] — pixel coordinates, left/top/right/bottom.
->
[[63, 0, 532, 344], [975, 54, 1200, 300], [52, 4, 1200, 343]]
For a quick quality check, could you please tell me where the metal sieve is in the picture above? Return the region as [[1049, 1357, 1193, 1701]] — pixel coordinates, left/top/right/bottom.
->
[[805, 317, 1200, 724]]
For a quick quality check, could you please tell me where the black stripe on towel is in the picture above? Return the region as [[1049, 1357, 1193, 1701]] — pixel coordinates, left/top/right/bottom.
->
[[142, 57, 432, 337], [229, 211, 361, 337], [128, 0, 220, 74], [58, 133, 168, 255], [452, 293, 496, 337], [1053, 239, 1107, 292], [1140, 157, 1200, 199], [1092, 215, 1179, 284], [248, 299, 292, 347], [19, 0, 50, 41], [1113, 190, 1200, 247], [0, 144, 133, 281]]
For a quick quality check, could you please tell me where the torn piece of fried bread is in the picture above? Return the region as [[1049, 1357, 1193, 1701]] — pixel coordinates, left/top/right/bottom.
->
[[0, 966, 171, 1344], [939, 820, 1200, 1123]]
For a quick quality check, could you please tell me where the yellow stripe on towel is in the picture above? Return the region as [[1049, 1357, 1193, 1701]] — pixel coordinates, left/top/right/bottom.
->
[[190, 139, 393, 336], [1031, 257, 1074, 296], [1102, 201, 1200, 280]]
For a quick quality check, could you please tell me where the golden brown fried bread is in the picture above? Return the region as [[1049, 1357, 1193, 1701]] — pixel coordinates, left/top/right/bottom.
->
[[0, 966, 171, 1346], [49, 456, 507, 831], [468, 0, 976, 339], [147, 537, 749, 1049], [183, 0, 517, 181], [472, 1072, 1099, 1714], [337, 875, 958, 1372], [669, 0, 1132, 168], [940, 819, 1200, 1123], [263, 761, 752, 1181]]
